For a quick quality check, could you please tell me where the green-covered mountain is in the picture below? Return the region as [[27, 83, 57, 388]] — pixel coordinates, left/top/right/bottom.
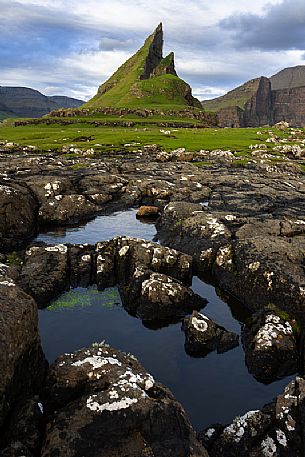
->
[[85, 23, 201, 110]]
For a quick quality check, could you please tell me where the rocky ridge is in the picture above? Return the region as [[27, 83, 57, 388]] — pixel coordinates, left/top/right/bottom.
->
[[202, 66, 305, 127]]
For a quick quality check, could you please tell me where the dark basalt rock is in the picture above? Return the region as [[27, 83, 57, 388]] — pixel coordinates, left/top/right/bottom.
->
[[183, 311, 239, 356], [242, 311, 298, 383], [0, 278, 47, 431], [115, 236, 193, 285], [157, 202, 232, 272], [120, 270, 206, 321], [0, 442, 33, 457], [42, 343, 208, 457], [69, 244, 95, 288], [1, 396, 44, 454], [0, 183, 38, 251], [204, 377, 305, 457], [19, 244, 69, 306]]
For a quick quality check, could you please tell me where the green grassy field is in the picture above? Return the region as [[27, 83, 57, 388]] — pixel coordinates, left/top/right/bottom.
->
[[1, 117, 303, 162]]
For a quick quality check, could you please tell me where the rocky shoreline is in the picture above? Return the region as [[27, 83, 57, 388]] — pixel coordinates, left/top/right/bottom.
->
[[1, 149, 305, 456]]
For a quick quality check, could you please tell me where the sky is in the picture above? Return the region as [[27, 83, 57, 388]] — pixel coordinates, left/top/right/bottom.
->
[[1, 0, 305, 101]]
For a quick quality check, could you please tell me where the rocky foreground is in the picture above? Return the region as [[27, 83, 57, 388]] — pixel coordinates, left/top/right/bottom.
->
[[0, 147, 305, 456]]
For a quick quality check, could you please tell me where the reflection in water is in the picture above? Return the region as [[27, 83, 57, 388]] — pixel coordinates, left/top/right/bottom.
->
[[38, 209, 293, 430], [36, 208, 156, 244]]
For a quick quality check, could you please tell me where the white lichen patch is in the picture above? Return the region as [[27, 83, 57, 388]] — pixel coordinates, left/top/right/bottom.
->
[[254, 314, 293, 350], [276, 429, 287, 447], [72, 355, 122, 369], [216, 246, 233, 267], [225, 214, 236, 221], [45, 244, 68, 254], [86, 366, 154, 414], [119, 246, 130, 257], [261, 436, 277, 457], [248, 262, 260, 271], [0, 278, 16, 287], [81, 254, 91, 262], [223, 410, 260, 443], [87, 395, 138, 412], [191, 314, 209, 332], [44, 181, 61, 197], [205, 428, 216, 439], [0, 184, 16, 195], [206, 217, 227, 239], [141, 274, 183, 300], [200, 248, 213, 261], [264, 271, 274, 290]]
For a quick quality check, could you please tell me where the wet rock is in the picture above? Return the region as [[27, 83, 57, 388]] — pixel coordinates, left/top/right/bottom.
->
[[38, 194, 98, 226], [183, 311, 239, 356], [42, 343, 208, 457], [120, 270, 206, 321], [1, 396, 44, 454], [69, 244, 95, 288], [215, 235, 305, 324], [205, 377, 305, 456], [19, 244, 69, 306], [157, 202, 232, 272], [95, 240, 116, 289], [242, 312, 297, 383], [116, 236, 193, 285], [0, 183, 38, 251], [0, 278, 47, 430], [0, 442, 33, 457], [136, 205, 160, 218]]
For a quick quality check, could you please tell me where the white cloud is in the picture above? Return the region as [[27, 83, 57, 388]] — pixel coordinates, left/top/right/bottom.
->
[[1, 0, 305, 100]]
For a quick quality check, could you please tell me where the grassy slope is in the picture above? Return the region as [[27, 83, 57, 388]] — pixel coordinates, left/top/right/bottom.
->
[[202, 78, 261, 112]]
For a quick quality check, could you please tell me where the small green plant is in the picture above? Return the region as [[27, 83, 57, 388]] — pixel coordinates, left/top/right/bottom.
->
[[6, 251, 22, 267]]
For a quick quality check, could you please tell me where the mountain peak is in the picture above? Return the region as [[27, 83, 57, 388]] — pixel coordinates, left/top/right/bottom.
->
[[140, 23, 164, 80], [85, 24, 201, 109]]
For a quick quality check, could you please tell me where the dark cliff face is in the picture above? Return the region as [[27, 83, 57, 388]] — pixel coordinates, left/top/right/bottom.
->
[[272, 86, 305, 126], [206, 66, 305, 127], [243, 77, 273, 127], [140, 23, 163, 80]]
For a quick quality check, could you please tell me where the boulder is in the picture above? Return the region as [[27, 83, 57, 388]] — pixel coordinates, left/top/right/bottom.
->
[[242, 312, 298, 382], [183, 311, 239, 356], [206, 377, 305, 457], [69, 244, 95, 288], [42, 343, 208, 457], [0, 183, 38, 251], [115, 237, 193, 285], [1, 397, 44, 454], [19, 244, 69, 306], [95, 240, 116, 290], [0, 442, 33, 457], [0, 278, 47, 430], [38, 194, 98, 226], [120, 270, 206, 321], [136, 205, 160, 218]]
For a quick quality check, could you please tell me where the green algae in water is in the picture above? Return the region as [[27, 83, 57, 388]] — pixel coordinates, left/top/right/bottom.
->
[[48, 286, 121, 311]]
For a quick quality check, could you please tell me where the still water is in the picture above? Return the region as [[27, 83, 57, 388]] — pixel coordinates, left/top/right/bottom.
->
[[38, 209, 292, 430]]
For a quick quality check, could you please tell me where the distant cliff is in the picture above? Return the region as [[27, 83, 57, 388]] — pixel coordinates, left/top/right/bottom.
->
[[0, 87, 84, 118], [202, 66, 305, 127]]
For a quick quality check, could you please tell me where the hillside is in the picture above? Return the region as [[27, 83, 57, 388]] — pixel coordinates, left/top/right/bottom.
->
[[201, 78, 262, 112], [0, 87, 84, 118], [85, 23, 201, 110], [48, 96, 84, 109], [270, 65, 305, 90]]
